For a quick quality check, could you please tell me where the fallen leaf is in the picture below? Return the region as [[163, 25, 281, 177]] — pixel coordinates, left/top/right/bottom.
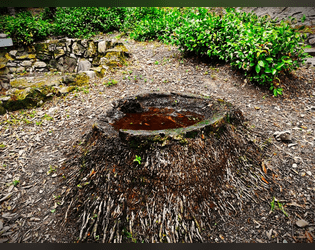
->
[[254, 106, 260, 110], [219, 234, 224, 240], [89, 169, 96, 177], [266, 229, 273, 240], [262, 162, 267, 174], [286, 201, 303, 208], [301, 126, 307, 129], [261, 176, 269, 184], [305, 231, 313, 243], [296, 219, 309, 228]]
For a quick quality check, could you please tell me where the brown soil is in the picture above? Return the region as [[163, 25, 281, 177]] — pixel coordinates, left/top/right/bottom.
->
[[0, 31, 315, 243]]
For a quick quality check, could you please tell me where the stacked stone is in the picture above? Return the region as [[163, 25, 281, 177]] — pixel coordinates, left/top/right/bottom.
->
[[0, 33, 12, 92], [2, 38, 128, 75], [235, 7, 315, 46]]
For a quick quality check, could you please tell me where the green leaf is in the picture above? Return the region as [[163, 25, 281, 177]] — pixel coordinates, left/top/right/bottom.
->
[[255, 64, 261, 73], [272, 69, 277, 75], [258, 60, 264, 67], [276, 62, 284, 70], [266, 57, 273, 62]]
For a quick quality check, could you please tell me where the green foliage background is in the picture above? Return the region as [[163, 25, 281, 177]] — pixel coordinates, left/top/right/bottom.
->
[[0, 7, 311, 96]]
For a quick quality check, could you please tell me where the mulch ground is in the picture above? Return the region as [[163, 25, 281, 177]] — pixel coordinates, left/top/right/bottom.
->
[[0, 32, 314, 243]]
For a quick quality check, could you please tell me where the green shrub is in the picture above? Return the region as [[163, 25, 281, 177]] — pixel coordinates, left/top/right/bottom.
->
[[0, 11, 52, 45], [52, 7, 126, 38], [172, 7, 310, 96], [0, 7, 311, 96]]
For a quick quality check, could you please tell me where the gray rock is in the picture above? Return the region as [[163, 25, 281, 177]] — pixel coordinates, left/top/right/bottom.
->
[[84, 41, 97, 58], [304, 48, 315, 56], [48, 43, 56, 52], [309, 38, 315, 45], [16, 66, 25, 73], [296, 219, 309, 228], [6, 62, 16, 67], [54, 48, 65, 59], [59, 86, 70, 94], [9, 67, 16, 73], [33, 61, 47, 68], [0, 81, 11, 90], [274, 130, 292, 141], [65, 38, 73, 51], [9, 50, 17, 57], [0, 33, 7, 38], [62, 74, 76, 84], [0, 96, 11, 102], [72, 42, 85, 56], [305, 57, 315, 67], [81, 39, 88, 47], [98, 41, 106, 53], [64, 56, 77, 73], [21, 60, 32, 67], [77, 59, 91, 73], [70, 53, 76, 59], [81, 71, 96, 79]]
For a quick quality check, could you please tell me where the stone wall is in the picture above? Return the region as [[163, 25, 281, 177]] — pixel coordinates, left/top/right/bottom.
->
[[236, 7, 315, 46], [0, 37, 129, 77], [0, 34, 12, 92]]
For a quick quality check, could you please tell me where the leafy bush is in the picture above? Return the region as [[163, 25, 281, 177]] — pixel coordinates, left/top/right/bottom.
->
[[122, 7, 190, 43], [172, 8, 310, 96], [0, 7, 310, 96], [52, 7, 126, 38], [0, 11, 52, 45]]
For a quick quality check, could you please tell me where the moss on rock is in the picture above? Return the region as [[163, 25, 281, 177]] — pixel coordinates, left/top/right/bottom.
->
[[3, 88, 47, 112], [0, 103, 5, 115]]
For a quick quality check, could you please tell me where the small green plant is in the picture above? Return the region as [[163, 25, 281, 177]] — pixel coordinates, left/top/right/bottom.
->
[[51, 209, 56, 213], [122, 227, 137, 243], [35, 121, 42, 126], [12, 180, 20, 186], [29, 110, 36, 118], [104, 79, 118, 87], [155, 60, 159, 65], [53, 194, 61, 199], [133, 155, 141, 165], [47, 165, 56, 175], [0, 143, 6, 148], [270, 197, 288, 217], [270, 197, 276, 211], [23, 118, 31, 124], [43, 114, 53, 121]]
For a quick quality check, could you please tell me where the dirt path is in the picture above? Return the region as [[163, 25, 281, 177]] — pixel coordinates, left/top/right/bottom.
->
[[0, 33, 314, 243]]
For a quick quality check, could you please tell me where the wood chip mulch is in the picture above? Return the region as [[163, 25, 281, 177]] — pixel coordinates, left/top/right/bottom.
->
[[0, 32, 314, 243]]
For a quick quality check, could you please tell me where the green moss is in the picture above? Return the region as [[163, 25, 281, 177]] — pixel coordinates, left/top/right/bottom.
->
[[0, 104, 6, 115], [3, 88, 47, 112], [71, 73, 89, 87], [10, 79, 47, 89], [16, 54, 36, 60]]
